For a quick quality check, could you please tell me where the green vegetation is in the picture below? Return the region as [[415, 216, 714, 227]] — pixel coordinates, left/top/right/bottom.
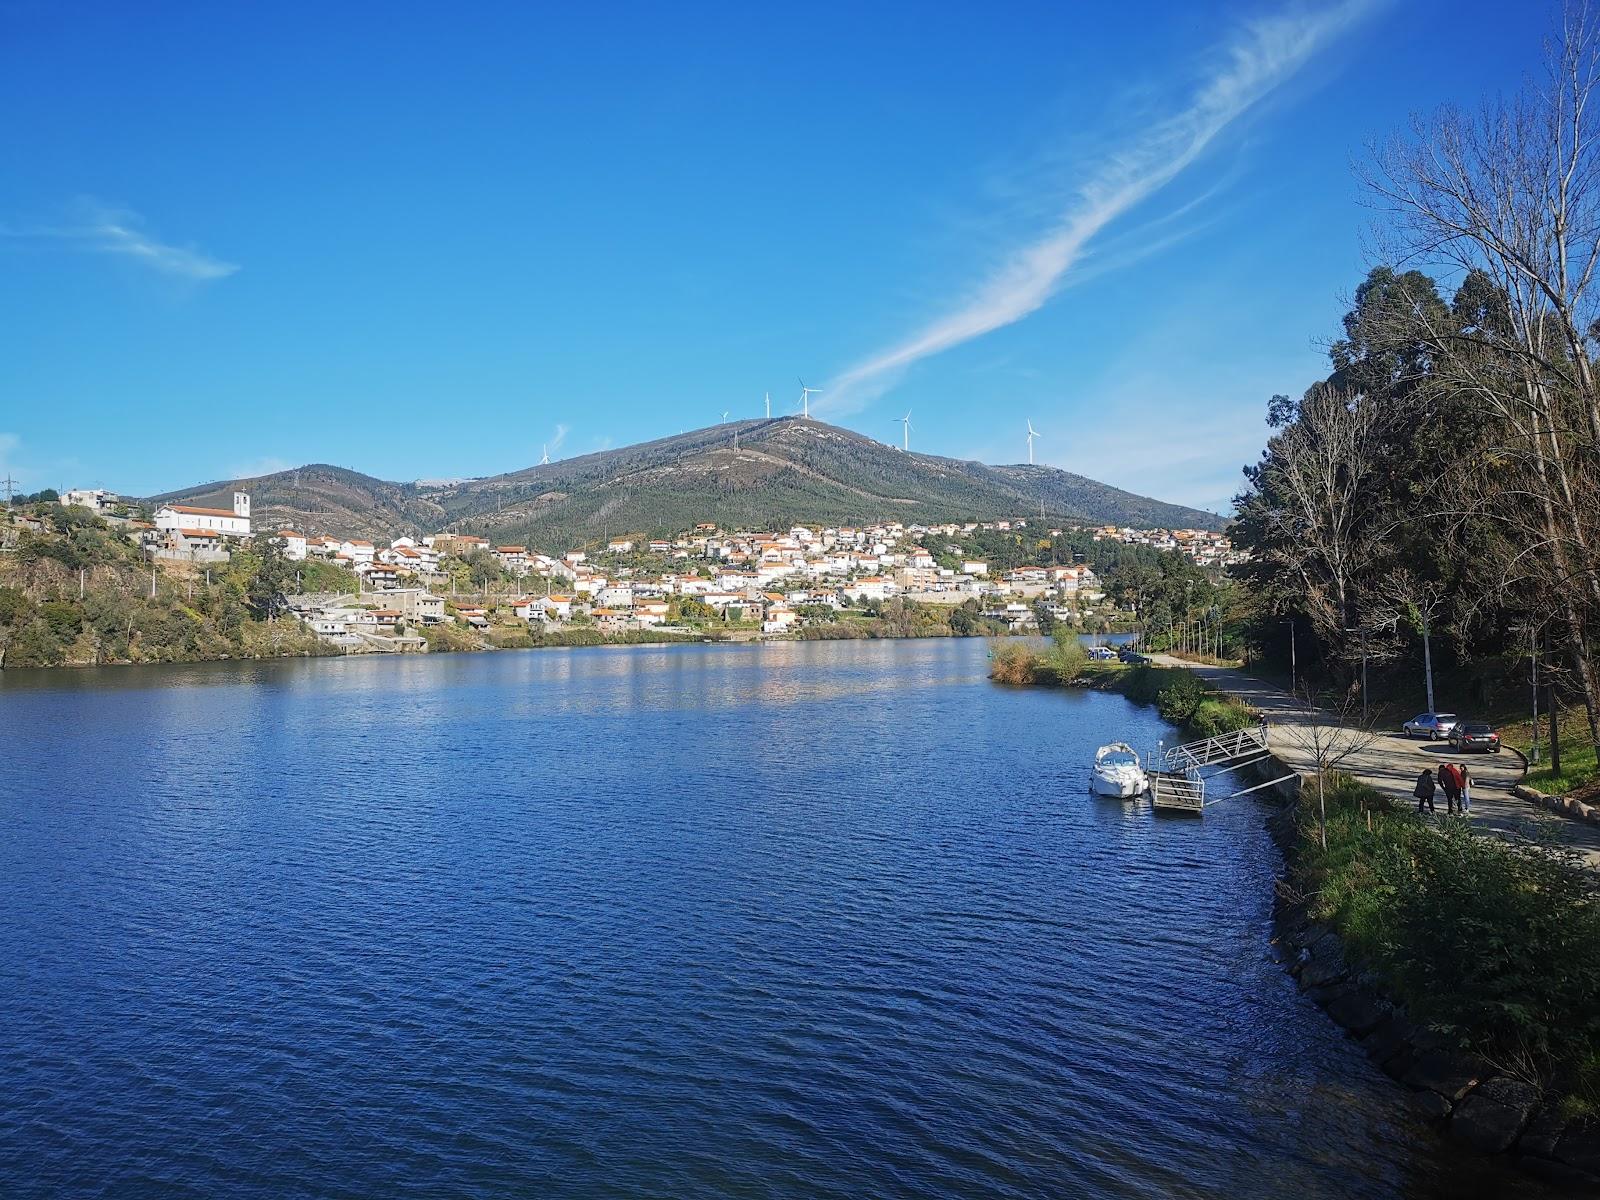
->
[[797, 598, 1003, 640], [418, 621, 482, 653], [0, 504, 326, 668], [988, 646, 1257, 737], [295, 558, 360, 594], [529, 628, 693, 648], [1228, 6, 1600, 779], [1291, 774, 1600, 1116]]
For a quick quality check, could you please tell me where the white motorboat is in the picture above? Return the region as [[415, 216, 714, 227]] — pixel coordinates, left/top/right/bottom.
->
[[1090, 742, 1149, 798]]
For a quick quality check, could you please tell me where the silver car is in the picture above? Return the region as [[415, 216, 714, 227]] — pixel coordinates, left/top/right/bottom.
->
[[1403, 712, 1459, 740]]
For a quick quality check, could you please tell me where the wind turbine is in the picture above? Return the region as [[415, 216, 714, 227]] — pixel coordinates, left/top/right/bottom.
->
[[722, 411, 730, 425], [764, 391, 771, 419], [899, 410, 913, 452], [798, 378, 822, 420], [540, 445, 550, 465], [1026, 420, 1041, 465]]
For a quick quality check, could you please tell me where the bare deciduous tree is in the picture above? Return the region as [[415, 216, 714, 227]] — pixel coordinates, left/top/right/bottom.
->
[[1362, 3, 1600, 756], [1254, 386, 1392, 658], [1274, 683, 1382, 851]]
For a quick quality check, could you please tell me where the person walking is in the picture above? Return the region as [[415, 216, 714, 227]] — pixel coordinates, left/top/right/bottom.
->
[[1439, 761, 1462, 815], [1414, 766, 1437, 814], [1459, 762, 1473, 815]]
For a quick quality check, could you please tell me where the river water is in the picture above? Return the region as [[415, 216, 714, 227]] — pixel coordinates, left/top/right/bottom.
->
[[0, 639, 1548, 1198]]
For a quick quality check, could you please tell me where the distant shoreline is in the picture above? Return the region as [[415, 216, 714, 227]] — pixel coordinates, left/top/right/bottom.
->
[[0, 622, 1024, 679]]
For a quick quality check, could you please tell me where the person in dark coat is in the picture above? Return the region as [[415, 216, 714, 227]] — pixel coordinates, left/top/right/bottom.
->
[[1413, 767, 1437, 813]]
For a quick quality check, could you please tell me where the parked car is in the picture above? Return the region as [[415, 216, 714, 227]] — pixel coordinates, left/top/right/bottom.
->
[[1402, 712, 1460, 740], [1118, 648, 1150, 664], [1088, 646, 1118, 661], [1449, 721, 1502, 753]]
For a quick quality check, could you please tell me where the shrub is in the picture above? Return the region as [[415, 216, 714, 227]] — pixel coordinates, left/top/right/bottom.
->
[[1296, 776, 1600, 1110], [1187, 696, 1255, 737], [1044, 636, 1087, 681], [989, 641, 1040, 684], [1156, 673, 1206, 723]]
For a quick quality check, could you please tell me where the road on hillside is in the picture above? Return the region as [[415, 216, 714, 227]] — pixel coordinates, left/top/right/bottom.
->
[[1151, 654, 1600, 871]]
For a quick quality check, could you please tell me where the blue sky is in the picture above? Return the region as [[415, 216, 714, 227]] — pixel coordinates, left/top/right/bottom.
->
[[0, 0, 1541, 512]]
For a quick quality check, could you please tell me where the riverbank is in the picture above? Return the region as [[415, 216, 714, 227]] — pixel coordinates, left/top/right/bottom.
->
[[1274, 773, 1600, 1186], [993, 645, 1600, 1182], [1, 615, 1030, 673], [987, 641, 1258, 737], [1160, 660, 1600, 1182]]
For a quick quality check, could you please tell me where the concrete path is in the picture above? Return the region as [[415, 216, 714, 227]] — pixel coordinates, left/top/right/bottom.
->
[[1150, 655, 1600, 871]]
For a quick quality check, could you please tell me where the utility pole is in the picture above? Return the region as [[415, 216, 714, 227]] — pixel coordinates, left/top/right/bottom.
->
[[1286, 619, 1297, 694], [1546, 628, 1562, 777], [1360, 627, 1370, 724], [1530, 627, 1540, 764], [2, 474, 15, 510]]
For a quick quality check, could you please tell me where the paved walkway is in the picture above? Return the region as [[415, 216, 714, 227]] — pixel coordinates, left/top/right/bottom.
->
[[1151, 655, 1600, 871]]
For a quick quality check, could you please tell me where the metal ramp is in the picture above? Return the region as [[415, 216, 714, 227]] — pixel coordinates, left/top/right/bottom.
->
[[1148, 723, 1297, 815], [1160, 725, 1271, 774], [1150, 769, 1206, 814]]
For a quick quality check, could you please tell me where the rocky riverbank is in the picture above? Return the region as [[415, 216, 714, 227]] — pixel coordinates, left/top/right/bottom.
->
[[1270, 815, 1600, 1189]]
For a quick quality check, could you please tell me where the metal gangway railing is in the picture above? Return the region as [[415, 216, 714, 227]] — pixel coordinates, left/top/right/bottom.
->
[[1159, 724, 1271, 774], [1149, 722, 1296, 814], [1149, 769, 1207, 813]]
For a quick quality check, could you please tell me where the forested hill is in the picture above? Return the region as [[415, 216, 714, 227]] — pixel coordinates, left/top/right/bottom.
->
[[150, 418, 1227, 548]]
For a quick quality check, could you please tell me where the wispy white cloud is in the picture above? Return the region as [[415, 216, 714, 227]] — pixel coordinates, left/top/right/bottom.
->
[[227, 456, 291, 480], [0, 200, 238, 281], [549, 423, 569, 454], [821, 0, 1375, 414]]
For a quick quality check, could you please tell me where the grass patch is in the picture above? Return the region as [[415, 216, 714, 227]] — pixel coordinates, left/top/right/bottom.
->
[[1524, 743, 1600, 798], [1292, 774, 1600, 1114]]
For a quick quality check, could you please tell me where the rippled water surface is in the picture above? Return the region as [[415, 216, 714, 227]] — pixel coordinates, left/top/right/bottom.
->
[[1, 640, 1548, 1198]]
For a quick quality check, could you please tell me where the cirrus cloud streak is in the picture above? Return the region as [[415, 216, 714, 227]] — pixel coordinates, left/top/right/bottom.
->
[[821, 0, 1376, 414]]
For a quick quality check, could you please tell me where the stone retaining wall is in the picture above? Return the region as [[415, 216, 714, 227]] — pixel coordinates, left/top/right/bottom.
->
[[1171, 670, 1600, 1184], [1274, 894, 1600, 1187]]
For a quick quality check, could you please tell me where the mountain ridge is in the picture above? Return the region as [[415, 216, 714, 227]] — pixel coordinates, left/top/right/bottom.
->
[[148, 418, 1227, 547]]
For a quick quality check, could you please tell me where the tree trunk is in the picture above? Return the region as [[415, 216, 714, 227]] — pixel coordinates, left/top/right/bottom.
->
[[1422, 617, 1436, 713]]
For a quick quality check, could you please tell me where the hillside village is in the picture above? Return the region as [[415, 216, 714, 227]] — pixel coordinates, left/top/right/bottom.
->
[[6, 486, 1246, 655]]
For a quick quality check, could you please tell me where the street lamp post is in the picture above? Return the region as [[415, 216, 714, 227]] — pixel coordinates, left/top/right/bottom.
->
[[1285, 619, 1297, 694]]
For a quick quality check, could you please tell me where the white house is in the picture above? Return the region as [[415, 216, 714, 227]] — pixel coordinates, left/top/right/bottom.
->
[[496, 545, 529, 575], [841, 576, 896, 604], [340, 539, 376, 566], [154, 492, 251, 538], [536, 595, 573, 621], [153, 527, 231, 563], [62, 488, 119, 512], [763, 607, 799, 634], [274, 530, 308, 561]]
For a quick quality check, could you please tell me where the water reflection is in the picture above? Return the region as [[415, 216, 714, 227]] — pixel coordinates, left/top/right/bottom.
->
[[0, 639, 1551, 1199]]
